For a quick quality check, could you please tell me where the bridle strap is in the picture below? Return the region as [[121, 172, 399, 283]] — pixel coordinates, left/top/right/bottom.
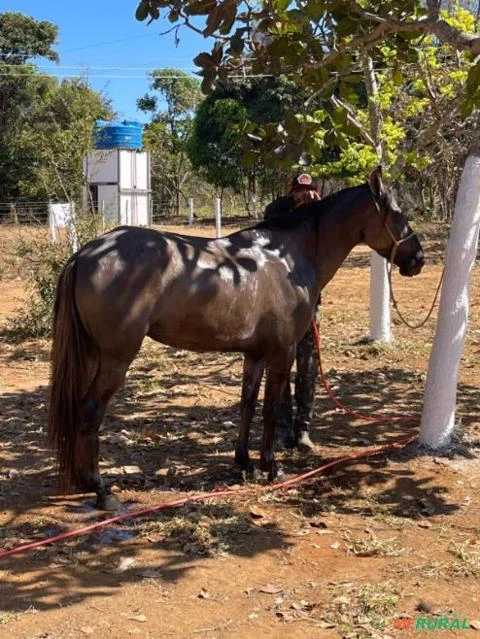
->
[[370, 189, 443, 330], [370, 190, 417, 259]]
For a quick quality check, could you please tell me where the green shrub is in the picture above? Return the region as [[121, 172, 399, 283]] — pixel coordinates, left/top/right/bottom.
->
[[7, 211, 101, 339]]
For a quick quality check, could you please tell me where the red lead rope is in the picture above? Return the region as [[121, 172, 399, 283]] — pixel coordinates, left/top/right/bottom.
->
[[0, 321, 418, 560], [310, 319, 420, 426]]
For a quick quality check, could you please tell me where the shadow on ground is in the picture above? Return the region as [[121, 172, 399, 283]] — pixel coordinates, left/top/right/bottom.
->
[[0, 346, 479, 613]]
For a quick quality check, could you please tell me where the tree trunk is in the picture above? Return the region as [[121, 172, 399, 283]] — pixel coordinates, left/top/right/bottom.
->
[[363, 54, 392, 343], [420, 142, 480, 447]]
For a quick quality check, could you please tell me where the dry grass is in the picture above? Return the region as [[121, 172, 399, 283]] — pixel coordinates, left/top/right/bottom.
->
[[324, 581, 401, 639], [344, 531, 408, 557]]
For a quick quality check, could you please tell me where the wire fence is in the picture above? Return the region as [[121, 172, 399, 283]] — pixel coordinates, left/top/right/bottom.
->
[[0, 202, 50, 225], [0, 198, 261, 228]]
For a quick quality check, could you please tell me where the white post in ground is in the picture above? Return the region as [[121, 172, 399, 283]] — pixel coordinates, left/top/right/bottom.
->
[[101, 200, 105, 232], [251, 194, 258, 220], [362, 54, 392, 343], [369, 252, 392, 342], [215, 197, 222, 238], [420, 144, 480, 448], [48, 204, 58, 244], [188, 197, 194, 226], [68, 203, 78, 253]]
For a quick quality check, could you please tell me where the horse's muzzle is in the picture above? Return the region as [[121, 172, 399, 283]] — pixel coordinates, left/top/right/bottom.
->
[[399, 250, 425, 277]]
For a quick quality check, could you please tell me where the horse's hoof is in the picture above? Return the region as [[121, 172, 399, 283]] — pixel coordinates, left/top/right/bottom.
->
[[269, 467, 285, 483], [296, 431, 316, 452], [251, 467, 265, 483], [96, 493, 121, 511], [267, 464, 284, 483], [275, 430, 295, 450]]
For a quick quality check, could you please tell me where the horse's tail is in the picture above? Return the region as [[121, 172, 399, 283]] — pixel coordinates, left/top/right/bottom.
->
[[48, 257, 97, 491]]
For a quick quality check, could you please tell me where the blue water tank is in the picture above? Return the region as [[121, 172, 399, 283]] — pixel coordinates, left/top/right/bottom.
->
[[94, 119, 143, 150]]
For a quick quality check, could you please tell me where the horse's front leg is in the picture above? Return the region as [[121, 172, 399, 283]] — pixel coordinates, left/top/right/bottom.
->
[[235, 352, 265, 475], [261, 347, 296, 481]]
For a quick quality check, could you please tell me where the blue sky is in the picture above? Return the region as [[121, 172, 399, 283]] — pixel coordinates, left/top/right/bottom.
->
[[4, 0, 207, 121]]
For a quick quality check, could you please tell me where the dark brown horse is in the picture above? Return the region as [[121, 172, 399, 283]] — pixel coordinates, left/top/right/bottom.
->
[[48, 168, 425, 509]]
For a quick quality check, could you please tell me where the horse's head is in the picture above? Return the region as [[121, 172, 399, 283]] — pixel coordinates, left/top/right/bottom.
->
[[365, 167, 425, 277]]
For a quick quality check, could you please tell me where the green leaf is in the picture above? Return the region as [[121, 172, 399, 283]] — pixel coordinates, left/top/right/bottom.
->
[[392, 67, 403, 86], [284, 111, 302, 136], [273, 0, 291, 13], [186, 0, 217, 16], [331, 106, 348, 126], [339, 81, 359, 105], [193, 52, 214, 68], [466, 63, 480, 95], [242, 149, 258, 167], [135, 1, 149, 21], [203, 3, 224, 36], [460, 96, 474, 119]]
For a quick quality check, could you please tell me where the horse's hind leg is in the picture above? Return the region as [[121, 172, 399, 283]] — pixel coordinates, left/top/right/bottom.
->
[[77, 355, 134, 510], [261, 347, 296, 481], [234, 353, 264, 475]]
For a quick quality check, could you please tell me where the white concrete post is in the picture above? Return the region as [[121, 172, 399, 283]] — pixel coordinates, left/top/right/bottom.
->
[[48, 204, 58, 244], [363, 53, 392, 343], [101, 200, 105, 232], [369, 252, 392, 342], [420, 146, 480, 448], [252, 194, 258, 220], [188, 197, 194, 226], [215, 197, 222, 238]]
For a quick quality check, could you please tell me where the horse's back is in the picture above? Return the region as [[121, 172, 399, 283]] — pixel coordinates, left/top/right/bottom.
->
[[71, 225, 311, 356], [72, 227, 175, 356]]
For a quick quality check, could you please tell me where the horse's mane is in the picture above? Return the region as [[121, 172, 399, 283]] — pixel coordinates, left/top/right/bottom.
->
[[255, 183, 369, 231]]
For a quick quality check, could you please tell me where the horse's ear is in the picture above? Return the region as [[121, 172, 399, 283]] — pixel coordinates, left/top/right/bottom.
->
[[369, 165, 385, 199]]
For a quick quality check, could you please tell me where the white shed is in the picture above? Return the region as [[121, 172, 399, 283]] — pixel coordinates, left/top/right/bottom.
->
[[84, 148, 151, 226]]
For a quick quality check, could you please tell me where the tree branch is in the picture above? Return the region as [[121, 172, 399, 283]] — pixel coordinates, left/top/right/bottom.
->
[[350, 1, 480, 55], [329, 94, 376, 146]]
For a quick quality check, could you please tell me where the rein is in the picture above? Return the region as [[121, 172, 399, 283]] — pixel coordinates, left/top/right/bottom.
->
[[371, 191, 443, 330], [387, 262, 444, 330]]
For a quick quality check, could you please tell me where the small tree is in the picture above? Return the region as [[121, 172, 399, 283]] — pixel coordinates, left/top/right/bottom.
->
[[138, 68, 202, 216]]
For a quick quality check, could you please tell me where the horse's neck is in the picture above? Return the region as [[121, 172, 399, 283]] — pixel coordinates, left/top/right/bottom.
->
[[313, 193, 370, 295]]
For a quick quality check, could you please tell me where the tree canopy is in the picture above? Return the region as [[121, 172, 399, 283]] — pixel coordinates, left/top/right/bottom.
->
[[0, 12, 111, 205], [136, 0, 480, 216], [0, 12, 58, 64]]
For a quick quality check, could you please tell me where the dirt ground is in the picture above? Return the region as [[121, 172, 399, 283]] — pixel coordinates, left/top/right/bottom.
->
[[0, 222, 479, 639]]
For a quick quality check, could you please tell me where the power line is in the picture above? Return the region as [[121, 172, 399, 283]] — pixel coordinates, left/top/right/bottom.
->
[[60, 32, 163, 53], [1, 63, 197, 71], [0, 71, 275, 79], [0, 72, 197, 79]]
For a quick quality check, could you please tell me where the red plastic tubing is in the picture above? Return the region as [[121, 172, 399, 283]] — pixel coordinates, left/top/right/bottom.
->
[[0, 320, 419, 560]]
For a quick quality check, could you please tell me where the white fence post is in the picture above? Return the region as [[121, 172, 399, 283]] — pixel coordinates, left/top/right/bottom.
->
[[68, 203, 78, 253], [252, 194, 258, 220], [188, 198, 194, 226], [215, 197, 222, 238], [101, 200, 105, 232], [48, 204, 58, 244], [369, 252, 392, 342]]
